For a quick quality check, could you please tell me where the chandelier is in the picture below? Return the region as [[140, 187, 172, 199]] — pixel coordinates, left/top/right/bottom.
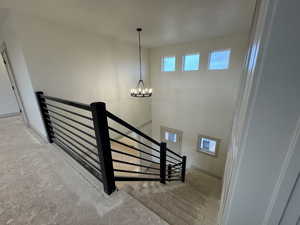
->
[[130, 28, 152, 97]]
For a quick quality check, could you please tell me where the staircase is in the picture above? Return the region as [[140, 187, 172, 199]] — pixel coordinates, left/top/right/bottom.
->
[[122, 168, 221, 225], [35, 92, 222, 225], [36, 92, 187, 195]]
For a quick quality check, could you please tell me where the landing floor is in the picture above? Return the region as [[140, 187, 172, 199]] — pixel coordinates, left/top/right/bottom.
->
[[0, 116, 168, 225]]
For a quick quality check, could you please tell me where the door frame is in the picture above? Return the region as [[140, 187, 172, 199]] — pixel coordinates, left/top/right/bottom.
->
[[0, 42, 28, 125], [218, 0, 270, 223]]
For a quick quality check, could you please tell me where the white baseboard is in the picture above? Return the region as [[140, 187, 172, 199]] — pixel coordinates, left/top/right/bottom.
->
[[0, 112, 21, 118]]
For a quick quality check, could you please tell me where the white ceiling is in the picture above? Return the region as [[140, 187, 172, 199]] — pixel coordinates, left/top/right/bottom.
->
[[0, 0, 256, 47]]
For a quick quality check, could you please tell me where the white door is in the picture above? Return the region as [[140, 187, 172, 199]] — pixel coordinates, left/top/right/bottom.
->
[[0, 54, 20, 117]]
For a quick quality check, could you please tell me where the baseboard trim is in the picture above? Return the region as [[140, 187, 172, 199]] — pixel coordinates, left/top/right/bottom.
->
[[0, 112, 21, 118], [27, 124, 48, 144]]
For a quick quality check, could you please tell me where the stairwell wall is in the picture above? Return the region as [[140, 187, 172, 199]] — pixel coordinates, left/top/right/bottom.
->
[[150, 34, 248, 178], [7, 12, 152, 138]]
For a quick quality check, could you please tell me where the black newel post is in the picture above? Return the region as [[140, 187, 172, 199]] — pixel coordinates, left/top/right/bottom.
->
[[91, 102, 116, 195], [181, 156, 187, 182], [167, 164, 172, 180], [160, 142, 167, 184], [36, 91, 53, 143]]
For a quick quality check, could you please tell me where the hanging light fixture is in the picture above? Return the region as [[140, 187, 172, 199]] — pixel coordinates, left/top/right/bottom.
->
[[130, 28, 152, 97]]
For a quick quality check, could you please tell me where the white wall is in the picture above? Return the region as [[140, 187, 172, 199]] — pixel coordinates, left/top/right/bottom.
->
[[0, 53, 20, 116], [223, 0, 300, 224], [150, 34, 248, 178], [0, 13, 47, 138], [12, 12, 151, 130]]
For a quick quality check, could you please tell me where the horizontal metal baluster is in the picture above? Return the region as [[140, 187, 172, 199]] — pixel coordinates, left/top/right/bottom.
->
[[169, 172, 182, 177], [107, 111, 160, 146], [170, 161, 183, 168], [110, 138, 161, 160], [114, 169, 160, 176], [115, 177, 161, 182], [111, 148, 160, 165], [54, 134, 99, 165], [166, 178, 182, 182], [49, 121, 96, 148], [166, 154, 182, 163], [54, 139, 102, 182], [45, 108, 94, 130], [50, 126, 98, 157], [46, 102, 92, 121], [43, 95, 91, 111], [166, 148, 183, 160], [108, 127, 160, 153], [112, 159, 160, 170], [46, 115, 96, 139]]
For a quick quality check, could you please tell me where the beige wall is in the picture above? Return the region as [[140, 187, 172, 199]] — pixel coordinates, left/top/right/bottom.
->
[[5, 12, 151, 137], [0, 13, 47, 138], [150, 34, 248, 177]]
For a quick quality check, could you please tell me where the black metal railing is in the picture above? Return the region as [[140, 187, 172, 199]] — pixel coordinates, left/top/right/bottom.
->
[[36, 92, 187, 195]]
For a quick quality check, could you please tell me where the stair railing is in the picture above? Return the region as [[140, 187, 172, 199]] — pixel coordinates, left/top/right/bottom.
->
[[36, 92, 187, 195]]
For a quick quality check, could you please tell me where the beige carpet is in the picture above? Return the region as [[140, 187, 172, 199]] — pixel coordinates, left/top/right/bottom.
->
[[0, 116, 168, 225], [122, 168, 222, 225]]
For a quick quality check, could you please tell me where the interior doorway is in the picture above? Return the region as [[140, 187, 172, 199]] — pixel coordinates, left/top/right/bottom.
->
[[0, 43, 27, 124]]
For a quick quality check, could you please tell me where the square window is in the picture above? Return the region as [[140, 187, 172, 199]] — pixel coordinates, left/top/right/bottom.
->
[[197, 135, 220, 157], [183, 53, 200, 71], [160, 126, 183, 154], [165, 131, 177, 143], [209, 49, 231, 70], [161, 56, 176, 72]]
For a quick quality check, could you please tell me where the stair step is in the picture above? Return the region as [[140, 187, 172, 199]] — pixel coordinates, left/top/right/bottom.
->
[[121, 169, 222, 225], [149, 192, 204, 223], [125, 184, 207, 225], [134, 195, 192, 225]]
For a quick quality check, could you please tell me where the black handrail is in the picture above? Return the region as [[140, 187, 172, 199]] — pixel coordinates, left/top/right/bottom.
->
[[107, 111, 160, 146], [109, 126, 160, 152], [107, 111, 183, 161], [36, 91, 187, 196]]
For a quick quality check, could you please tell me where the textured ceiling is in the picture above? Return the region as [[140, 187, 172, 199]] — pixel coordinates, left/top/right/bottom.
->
[[0, 0, 256, 47]]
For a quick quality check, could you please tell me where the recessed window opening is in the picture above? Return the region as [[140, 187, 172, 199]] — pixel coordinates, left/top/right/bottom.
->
[[161, 56, 176, 72], [160, 126, 183, 154], [197, 135, 220, 157], [183, 53, 200, 71], [165, 131, 177, 143], [209, 49, 231, 70]]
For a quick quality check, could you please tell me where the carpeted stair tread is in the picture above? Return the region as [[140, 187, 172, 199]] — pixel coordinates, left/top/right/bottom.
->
[[134, 195, 191, 225], [148, 192, 204, 224]]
